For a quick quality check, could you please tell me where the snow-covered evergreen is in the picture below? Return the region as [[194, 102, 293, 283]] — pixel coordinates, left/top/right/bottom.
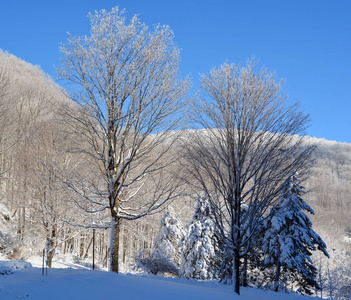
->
[[262, 171, 329, 294], [133, 206, 185, 276], [152, 206, 185, 267], [180, 197, 221, 280]]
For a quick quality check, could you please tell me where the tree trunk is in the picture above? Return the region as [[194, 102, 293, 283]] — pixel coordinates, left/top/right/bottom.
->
[[274, 260, 281, 292], [242, 254, 248, 287], [22, 207, 25, 235], [17, 208, 21, 234], [100, 233, 104, 261], [79, 235, 85, 258], [84, 236, 94, 259], [123, 230, 127, 263], [110, 216, 120, 273], [233, 249, 240, 295]]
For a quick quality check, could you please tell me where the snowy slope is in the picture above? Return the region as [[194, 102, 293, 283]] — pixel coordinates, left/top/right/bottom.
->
[[0, 260, 321, 300]]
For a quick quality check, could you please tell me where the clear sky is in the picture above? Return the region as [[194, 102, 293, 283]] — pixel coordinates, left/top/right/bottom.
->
[[1, 0, 350, 142]]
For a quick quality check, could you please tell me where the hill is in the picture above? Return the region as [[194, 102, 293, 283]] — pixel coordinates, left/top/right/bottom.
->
[[305, 137, 351, 268], [0, 51, 350, 298]]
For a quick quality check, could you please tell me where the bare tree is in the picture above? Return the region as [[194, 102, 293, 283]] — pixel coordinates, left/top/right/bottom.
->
[[183, 60, 314, 295], [0, 65, 14, 177], [0, 50, 83, 259], [58, 7, 190, 273]]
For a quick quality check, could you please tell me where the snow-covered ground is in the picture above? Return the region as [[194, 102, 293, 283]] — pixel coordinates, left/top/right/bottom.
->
[[0, 258, 321, 300]]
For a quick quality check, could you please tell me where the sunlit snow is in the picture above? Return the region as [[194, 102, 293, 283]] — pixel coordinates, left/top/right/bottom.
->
[[0, 258, 319, 300]]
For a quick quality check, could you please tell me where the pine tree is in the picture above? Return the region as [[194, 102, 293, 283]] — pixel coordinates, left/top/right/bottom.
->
[[152, 206, 185, 267], [133, 206, 184, 276], [180, 197, 221, 280], [262, 171, 329, 294]]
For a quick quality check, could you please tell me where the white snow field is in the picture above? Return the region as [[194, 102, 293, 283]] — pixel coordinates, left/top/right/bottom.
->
[[0, 259, 319, 300]]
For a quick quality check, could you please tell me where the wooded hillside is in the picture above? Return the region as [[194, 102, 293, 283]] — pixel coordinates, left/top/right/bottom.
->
[[0, 50, 350, 295]]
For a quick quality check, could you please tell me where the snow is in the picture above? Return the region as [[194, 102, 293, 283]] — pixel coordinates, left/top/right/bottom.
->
[[27, 255, 93, 270], [0, 260, 32, 275], [0, 258, 320, 300]]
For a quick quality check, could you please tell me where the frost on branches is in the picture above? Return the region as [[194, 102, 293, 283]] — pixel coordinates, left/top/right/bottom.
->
[[180, 197, 221, 280], [262, 171, 329, 294]]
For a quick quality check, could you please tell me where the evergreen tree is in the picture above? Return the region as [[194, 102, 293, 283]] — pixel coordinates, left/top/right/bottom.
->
[[152, 206, 185, 267], [133, 206, 184, 276], [180, 197, 222, 280], [262, 171, 329, 294]]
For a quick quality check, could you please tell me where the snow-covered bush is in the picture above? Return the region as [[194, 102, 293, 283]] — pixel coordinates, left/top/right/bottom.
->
[[133, 251, 179, 276], [0, 265, 13, 275], [0, 232, 15, 257], [0, 260, 32, 275], [0, 203, 19, 259]]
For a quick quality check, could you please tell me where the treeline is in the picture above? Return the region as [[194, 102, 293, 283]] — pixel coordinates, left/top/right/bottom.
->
[[0, 50, 85, 258]]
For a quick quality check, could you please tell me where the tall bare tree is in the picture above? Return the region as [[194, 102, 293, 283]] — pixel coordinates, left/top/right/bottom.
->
[[58, 7, 190, 273], [0, 65, 14, 177], [184, 60, 314, 295]]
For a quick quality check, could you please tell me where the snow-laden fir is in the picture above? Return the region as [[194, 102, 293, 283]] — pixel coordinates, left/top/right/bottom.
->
[[152, 206, 185, 268], [180, 196, 221, 280], [262, 172, 329, 294]]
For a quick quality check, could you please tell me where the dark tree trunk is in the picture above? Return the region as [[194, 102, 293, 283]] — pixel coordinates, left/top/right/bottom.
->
[[242, 254, 248, 287], [274, 260, 281, 292], [110, 217, 120, 273], [233, 249, 241, 295]]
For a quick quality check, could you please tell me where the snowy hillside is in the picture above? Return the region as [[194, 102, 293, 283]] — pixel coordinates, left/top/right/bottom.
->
[[1, 50, 350, 299], [0, 259, 320, 300]]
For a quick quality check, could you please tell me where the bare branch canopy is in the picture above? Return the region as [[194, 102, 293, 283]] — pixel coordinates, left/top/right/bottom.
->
[[58, 7, 190, 273], [183, 59, 315, 295]]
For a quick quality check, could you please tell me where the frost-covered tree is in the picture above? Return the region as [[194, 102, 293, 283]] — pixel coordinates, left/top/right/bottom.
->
[[183, 60, 314, 294], [58, 7, 190, 273], [180, 196, 221, 280], [262, 171, 329, 294], [152, 206, 185, 268]]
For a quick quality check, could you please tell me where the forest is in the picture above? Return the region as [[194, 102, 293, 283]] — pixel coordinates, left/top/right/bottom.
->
[[0, 7, 351, 299]]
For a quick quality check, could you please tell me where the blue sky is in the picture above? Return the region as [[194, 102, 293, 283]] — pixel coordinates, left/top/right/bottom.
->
[[1, 0, 350, 142]]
